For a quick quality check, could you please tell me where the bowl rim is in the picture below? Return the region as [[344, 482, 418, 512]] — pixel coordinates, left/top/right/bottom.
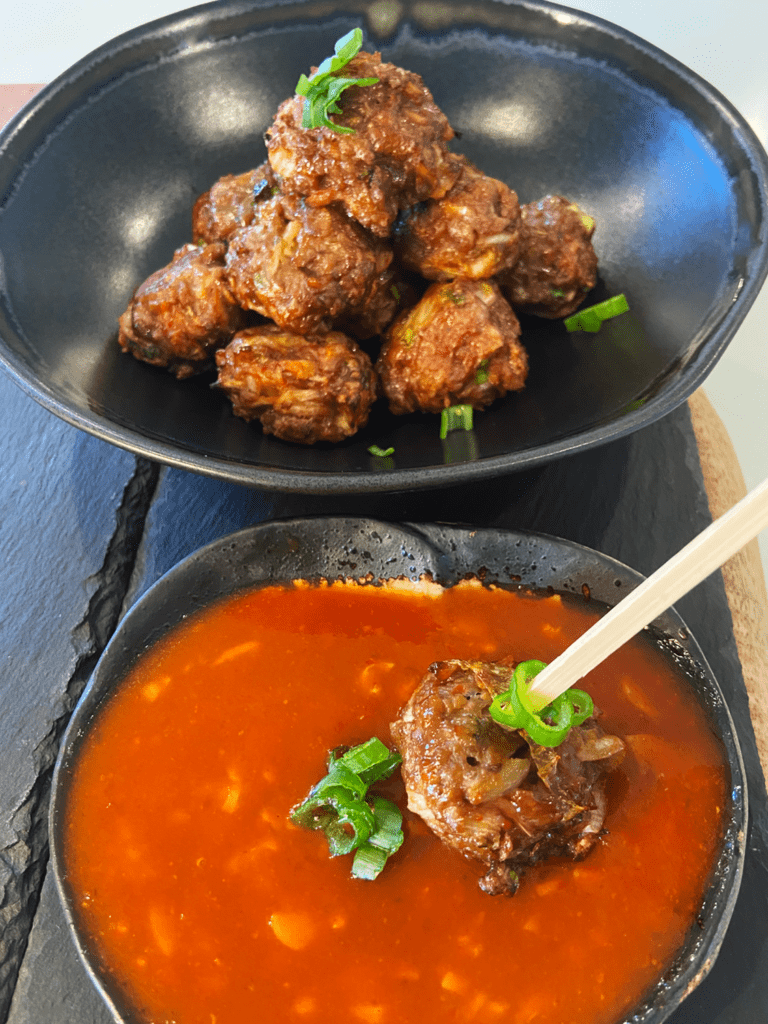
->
[[1, 0, 768, 492], [48, 516, 748, 1024]]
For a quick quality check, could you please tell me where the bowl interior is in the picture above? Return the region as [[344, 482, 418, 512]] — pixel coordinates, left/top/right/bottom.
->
[[50, 518, 746, 1024], [1, 0, 767, 491]]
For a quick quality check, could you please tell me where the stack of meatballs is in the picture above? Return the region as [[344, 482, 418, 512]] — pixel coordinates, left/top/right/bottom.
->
[[117, 42, 598, 445]]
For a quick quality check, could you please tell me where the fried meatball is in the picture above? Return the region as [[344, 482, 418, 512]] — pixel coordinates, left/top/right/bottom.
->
[[496, 195, 597, 318], [391, 659, 625, 894], [214, 325, 377, 444], [376, 278, 528, 415], [266, 51, 462, 237], [224, 192, 394, 336], [191, 163, 279, 244], [395, 158, 522, 280], [117, 243, 247, 379]]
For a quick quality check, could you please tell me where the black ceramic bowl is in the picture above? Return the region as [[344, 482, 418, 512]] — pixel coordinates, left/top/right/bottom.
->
[[50, 518, 745, 1024], [1, 1, 767, 493]]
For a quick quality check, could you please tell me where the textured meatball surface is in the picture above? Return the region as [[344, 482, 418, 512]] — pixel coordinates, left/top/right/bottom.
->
[[224, 193, 394, 336], [192, 163, 278, 245], [377, 278, 528, 415], [391, 659, 625, 894], [497, 195, 597, 318], [266, 51, 462, 237], [117, 243, 246, 379], [395, 158, 522, 281], [214, 325, 378, 444]]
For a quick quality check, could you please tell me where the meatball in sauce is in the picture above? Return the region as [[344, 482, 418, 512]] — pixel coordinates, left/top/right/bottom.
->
[[117, 242, 246, 379], [395, 157, 522, 281], [497, 195, 598, 318], [377, 278, 528, 415], [214, 325, 378, 444], [224, 192, 394, 336], [267, 50, 463, 237], [391, 659, 625, 895], [191, 163, 279, 245]]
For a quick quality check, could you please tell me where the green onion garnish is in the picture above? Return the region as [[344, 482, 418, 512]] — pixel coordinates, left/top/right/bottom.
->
[[290, 738, 404, 879], [352, 796, 404, 879], [440, 404, 473, 440], [295, 29, 378, 134], [327, 737, 402, 786], [368, 444, 395, 458], [489, 660, 594, 747], [564, 294, 629, 333]]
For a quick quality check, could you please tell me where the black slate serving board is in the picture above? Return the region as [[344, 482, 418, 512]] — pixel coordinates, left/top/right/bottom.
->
[[0, 368, 766, 1023]]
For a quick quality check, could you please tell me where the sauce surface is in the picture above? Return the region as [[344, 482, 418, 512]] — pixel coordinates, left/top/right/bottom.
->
[[63, 580, 727, 1024]]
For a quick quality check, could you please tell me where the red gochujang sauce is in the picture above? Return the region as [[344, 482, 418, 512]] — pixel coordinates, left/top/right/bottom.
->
[[63, 579, 728, 1024]]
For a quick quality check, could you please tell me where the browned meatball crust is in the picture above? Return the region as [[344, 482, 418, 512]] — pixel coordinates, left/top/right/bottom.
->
[[214, 325, 377, 444], [395, 157, 522, 281], [376, 278, 528, 415], [224, 192, 394, 336], [266, 51, 462, 237], [391, 659, 625, 894], [496, 195, 597, 318], [191, 163, 278, 245], [117, 243, 247, 379]]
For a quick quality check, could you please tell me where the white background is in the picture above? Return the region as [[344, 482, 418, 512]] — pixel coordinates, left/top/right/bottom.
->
[[3, 0, 767, 576]]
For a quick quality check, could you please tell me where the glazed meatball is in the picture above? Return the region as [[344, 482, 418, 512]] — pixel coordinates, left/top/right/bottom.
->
[[496, 195, 597, 318], [391, 659, 625, 895], [377, 278, 528, 415], [224, 192, 394, 336], [214, 325, 377, 444], [395, 158, 522, 280], [191, 162, 279, 244], [266, 51, 462, 237], [117, 243, 246, 379]]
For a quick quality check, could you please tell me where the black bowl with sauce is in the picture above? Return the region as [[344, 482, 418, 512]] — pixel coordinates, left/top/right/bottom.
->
[[49, 518, 746, 1024], [1, 1, 767, 492]]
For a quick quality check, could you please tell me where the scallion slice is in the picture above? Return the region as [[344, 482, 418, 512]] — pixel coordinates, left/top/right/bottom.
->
[[564, 294, 629, 333], [329, 737, 402, 785], [352, 797, 403, 880], [368, 444, 395, 458], [440, 404, 474, 440], [351, 842, 389, 880], [289, 784, 375, 856], [290, 738, 405, 879]]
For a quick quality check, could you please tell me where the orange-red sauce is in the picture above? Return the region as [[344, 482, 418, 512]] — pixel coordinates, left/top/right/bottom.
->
[[63, 579, 727, 1024]]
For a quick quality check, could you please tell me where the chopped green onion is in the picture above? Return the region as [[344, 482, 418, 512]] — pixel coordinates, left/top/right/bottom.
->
[[290, 738, 404, 878], [440, 404, 473, 440], [489, 660, 595, 748], [564, 294, 629, 333], [368, 444, 395, 458], [295, 29, 378, 133], [312, 761, 368, 800], [352, 842, 389, 880], [475, 359, 490, 384], [290, 784, 375, 855], [352, 797, 404, 880], [328, 737, 402, 786]]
